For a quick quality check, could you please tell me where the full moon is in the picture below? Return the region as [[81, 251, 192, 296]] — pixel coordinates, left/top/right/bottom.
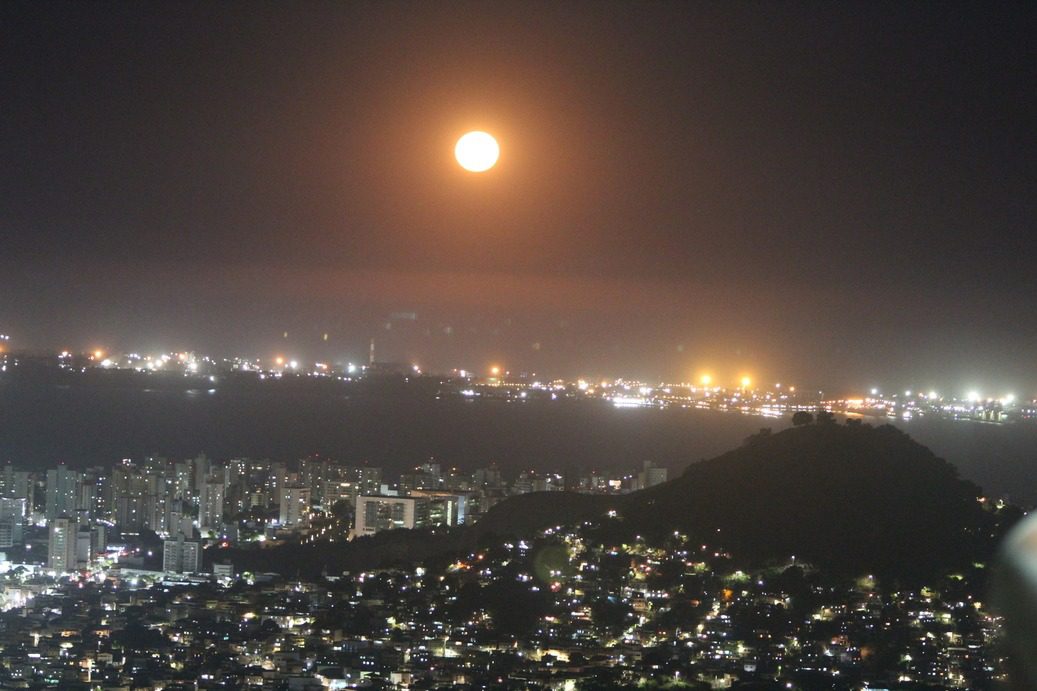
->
[[455, 131, 499, 172]]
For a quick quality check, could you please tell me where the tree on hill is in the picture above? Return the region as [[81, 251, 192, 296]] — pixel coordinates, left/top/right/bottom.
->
[[791, 411, 813, 426]]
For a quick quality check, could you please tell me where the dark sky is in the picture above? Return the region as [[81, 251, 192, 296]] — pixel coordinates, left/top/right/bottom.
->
[[2, 1, 1035, 392]]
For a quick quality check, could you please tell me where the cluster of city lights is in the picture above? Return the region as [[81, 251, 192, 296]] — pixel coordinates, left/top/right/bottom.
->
[[866, 388, 1017, 406], [2, 343, 1034, 420]]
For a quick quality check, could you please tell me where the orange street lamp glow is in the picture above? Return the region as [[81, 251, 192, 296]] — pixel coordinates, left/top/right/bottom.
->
[[700, 374, 712, 386], [490, 366, 501, 377], [740, 376, 752, 388], [455, 131, 499, 172]]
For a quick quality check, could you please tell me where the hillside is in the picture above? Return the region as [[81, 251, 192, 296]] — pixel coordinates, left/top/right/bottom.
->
[[468, 491, 613, 537], [633, 423, 992, 578], [475, 422, 998, 580]]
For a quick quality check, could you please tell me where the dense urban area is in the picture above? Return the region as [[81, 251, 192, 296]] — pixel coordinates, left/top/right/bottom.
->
[[0, 517, 1008, 690], [0, 392, 1018, 689]]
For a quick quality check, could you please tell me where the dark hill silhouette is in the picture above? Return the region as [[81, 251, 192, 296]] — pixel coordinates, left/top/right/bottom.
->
[[472, 423, 996, 579], [630, 422, 993, 579], [229, 423, 1004, 581]]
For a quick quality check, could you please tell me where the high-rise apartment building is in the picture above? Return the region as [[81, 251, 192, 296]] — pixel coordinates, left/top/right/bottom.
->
[[0, 466, 33, 502], [199, 478, 225, 532], [45, 467, 82, 522], [48, 515, 77, 572], [163, 532, 201, 573], [173, 461, 193, 500], [0, 497, 28, 547], [279, 486, 311, 528], [266, 462, 288, 505]]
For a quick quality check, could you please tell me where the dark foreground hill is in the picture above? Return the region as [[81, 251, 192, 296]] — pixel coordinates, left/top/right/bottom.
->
[[633, 423, 995, 579], [230, 423, 1011, 582]]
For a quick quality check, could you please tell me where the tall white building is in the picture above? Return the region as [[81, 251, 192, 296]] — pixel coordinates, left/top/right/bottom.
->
[[173, 461, 193, 500], [0, 497, 28, 546], [199, 478, 225, 532], [112, 464, 148, 532], [163, 533, 201, 573], [267, 462, 288, 504], [77, 481, 99, 521], [141, 470, 170, 533], [46, 467, 82, 521], [168, 508, 194, 538], [279, 486, 311, 528], [353, 495, 429, 538], [48, 515, 77, 572]]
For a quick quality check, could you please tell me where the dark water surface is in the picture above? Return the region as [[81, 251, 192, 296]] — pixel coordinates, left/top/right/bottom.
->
[[1, 371, 1035, 503]]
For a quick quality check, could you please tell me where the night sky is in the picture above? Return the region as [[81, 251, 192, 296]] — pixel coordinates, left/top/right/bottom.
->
[[2, 1, 1035, 392]]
